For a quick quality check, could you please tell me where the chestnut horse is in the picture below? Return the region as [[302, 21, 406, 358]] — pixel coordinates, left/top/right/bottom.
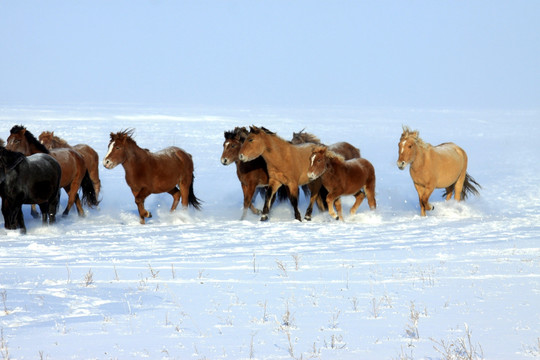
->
[[239, 126, 321, 221], [103, 129, 201, 224], [7, 125, 97, 217], [397, 126, 480, 216], [290, 129, 362, 219], [39, 131, 101, 201], [307, 145, 376, 221], [221, 127, 288, 219]]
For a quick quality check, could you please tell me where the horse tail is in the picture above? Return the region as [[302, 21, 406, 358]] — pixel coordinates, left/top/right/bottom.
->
[[80, 171, 100, 208], [442, 173, 481, 200], [276, 186, 289, 202], [188, 176, 202, 210]]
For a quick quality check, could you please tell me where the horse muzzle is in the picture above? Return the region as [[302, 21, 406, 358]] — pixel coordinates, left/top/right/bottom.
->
[[103, 159, 117, 169], [307, 172, 319, 181], [221, 157, 231, 165], [238, 153, 248, 162], [397, 160, 407, 170]]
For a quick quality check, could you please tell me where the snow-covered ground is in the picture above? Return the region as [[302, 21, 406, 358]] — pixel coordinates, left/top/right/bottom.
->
[[0, 105, 538, 359]]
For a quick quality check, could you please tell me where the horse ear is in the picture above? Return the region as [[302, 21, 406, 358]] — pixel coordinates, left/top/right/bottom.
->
[[0, 138, 4, 147]]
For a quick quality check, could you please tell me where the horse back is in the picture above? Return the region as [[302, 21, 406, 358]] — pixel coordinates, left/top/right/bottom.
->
[[421, 142, 468, 187], [153, 146, 194, 176], [328, 142, 361, 160]]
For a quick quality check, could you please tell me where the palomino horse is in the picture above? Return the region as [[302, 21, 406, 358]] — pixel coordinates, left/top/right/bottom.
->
[[103, 129, 201, 224], [39, 131, 101, 201], [0, 143, 61, 234], [307, 145, 376, 221], [397, 126, 480, 216], [238, 126, 320, 221], [6, 125, 97, 217], [221, 127, 288, 219], [290, 129, 362, 219]]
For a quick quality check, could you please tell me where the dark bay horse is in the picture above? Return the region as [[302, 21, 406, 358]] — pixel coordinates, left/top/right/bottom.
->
[[221, 127, 288, 219], [308, 145, 376, 221], [397, 126, 480, 216], [0, 143, 61, 234], [238, 126, 320, 221], [103, 129, 201, 224], [7, 125, 98, 217], [290, 129, 362, 220], [39, 131, 101, 201]]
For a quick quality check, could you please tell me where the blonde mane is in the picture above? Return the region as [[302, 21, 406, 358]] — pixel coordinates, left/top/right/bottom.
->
[[314, 144, 345, 163], [401, 126, 429, 149]]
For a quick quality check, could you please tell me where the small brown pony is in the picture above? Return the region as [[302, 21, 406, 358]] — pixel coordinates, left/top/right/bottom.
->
[[6, 125, 98, 217], [397, 126, 480, 216], [239, 126, 322, 221], [290, 129, 362, 219], [103, 129, 201, 224], [221, 127, 288, 219], [307, 145, 376, 220], [39, 131, 101, 201]]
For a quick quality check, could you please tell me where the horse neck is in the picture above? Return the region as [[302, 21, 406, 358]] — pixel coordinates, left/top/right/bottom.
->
[[409, 142, 428, 170], [258, 134, 290, 166], [122, 141, 149, 168], [53, 138, 71, 148]]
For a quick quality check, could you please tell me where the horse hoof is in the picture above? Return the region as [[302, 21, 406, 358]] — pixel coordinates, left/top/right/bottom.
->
[[260, 215, 269, 222], [304, 215, 311, 221], [335, 216, 339, 221], [147, 212, 152, 218]]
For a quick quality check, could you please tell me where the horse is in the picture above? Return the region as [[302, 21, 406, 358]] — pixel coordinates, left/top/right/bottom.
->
[[6, 125, 98, 217], [290, 128, 362, 220], [103, 129, 201, 224], [307, 145, 376, 221], [221, 127, 288, 219], [238, 126, 323, 222], [39, 131, 101, 201], [397, 126, 481, 216], [0, 143, 61, 234]]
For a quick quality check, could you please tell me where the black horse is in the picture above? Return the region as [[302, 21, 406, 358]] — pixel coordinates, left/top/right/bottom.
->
[[0, 143, 62, 234]]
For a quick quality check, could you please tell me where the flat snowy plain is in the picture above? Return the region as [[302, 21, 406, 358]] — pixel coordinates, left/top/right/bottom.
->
[[0, 106, 538, 360]]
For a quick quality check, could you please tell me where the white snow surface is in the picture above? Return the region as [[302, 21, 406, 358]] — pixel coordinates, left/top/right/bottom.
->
[[0, 106, 538, 359]]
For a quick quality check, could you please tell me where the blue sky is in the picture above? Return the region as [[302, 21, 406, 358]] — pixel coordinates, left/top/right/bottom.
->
[[1, 1, 539, 109]]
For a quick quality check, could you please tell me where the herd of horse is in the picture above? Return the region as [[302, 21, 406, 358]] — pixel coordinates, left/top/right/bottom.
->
[[0, 124, 480, 233]]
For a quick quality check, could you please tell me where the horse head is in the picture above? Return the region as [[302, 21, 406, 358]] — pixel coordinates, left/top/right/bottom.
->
[[103, 129, 134, 169], [6, 125, 49, 155], [221, 127, 249, 165], [38, 131, 55, 149], [397, 126, 420, 170], [307, 145, 328, 181], [238, 126, 270, 162]]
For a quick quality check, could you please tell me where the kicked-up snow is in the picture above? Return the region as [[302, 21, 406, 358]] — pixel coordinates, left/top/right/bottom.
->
[[0, 106, 538, 359]]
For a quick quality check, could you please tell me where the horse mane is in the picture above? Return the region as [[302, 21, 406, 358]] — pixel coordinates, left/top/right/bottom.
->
[[225, 127, 249, 142], [111, 128, 136, 143], [43, 131, 71, 147], [291, 129, 321, 145], [10, 125, 50, 154], [401, 125, 428, 149]]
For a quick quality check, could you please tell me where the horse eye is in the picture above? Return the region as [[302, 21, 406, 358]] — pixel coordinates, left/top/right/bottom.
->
[[408, 144, 412, 148], [248, 139, 253, 142]]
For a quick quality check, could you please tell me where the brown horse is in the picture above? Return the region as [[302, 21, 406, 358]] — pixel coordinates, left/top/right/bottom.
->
[[238, 126, 321, 221], [290, 129, 362, 219], [6, 125, 97, 217], [103, 129, 201, 224], [221, 127, 288, 219], [39, 131, 101, 201], [307, 145, 376, 221], [397, 126, 480, 216]]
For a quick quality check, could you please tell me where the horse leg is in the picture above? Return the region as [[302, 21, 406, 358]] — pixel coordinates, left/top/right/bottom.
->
[[178, 177, 193, 209], [304, 180, 322, 221], [242, 183, 260, 219], [134, 189, 152, 224], [326, 194, 339, 220], [16, 206, 26, 234], [168, 187, 181, 211], [260, 180, 281, 221], [365, 180, 377, 210], [415, 184, 434, 216], [287, 185, 302, 222], [334, 198, 345, 221], [30, 204, 40, 219], [350, 190, 366, 215], [453, 170, 467, 201], [38, 203, 49, 224]]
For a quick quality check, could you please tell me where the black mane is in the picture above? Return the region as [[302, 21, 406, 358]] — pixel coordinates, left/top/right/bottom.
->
[[0, 146, 26, 170], [10, 125, 50, 154]]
